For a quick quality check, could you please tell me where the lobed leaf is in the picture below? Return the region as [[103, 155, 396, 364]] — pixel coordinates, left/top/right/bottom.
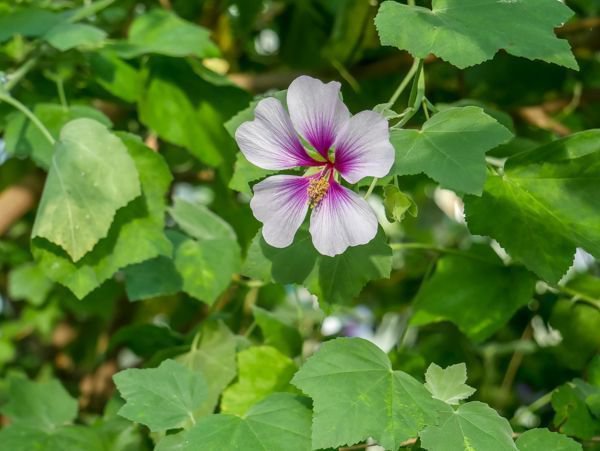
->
[[375, 0, 578, 70], [32, 118, 141, 262]]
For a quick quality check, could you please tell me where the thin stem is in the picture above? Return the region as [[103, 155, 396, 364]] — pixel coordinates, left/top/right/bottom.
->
[[501, 322, 533, 392], [67, 0, 116, 23], [243, 320, 257, 338], [364, 177, 378, 199], [0, 94, 55, 145], [4, 56, 39, 92], [407, 0, 416, 6], [390, 242, 493, 263], [528, 391, 553, 412], [387, 58, 420, 107], [422, 99, 430, 120], [56, 78, 68, 111], [554, 284, 600, 309], [332, 59, 360, 93]]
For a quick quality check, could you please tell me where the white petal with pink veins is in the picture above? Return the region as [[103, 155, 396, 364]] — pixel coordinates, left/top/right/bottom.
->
[[287, 76, 350, 159], [235, 97, 316, 170], [309, 182, 378, 256], [250, 175, 310, 248], [333, 110, 395, 184]]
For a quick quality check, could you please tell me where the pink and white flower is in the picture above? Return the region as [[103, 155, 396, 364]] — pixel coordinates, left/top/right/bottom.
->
[[235, 76, 394, 257]]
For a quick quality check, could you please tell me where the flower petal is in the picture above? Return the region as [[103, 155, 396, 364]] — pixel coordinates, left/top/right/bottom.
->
[[235, 97, 317, 170], [309, 181, 378, 256], [287, 75, 350, 159], [250, 175, 310, 248], [333, 110, 395, 184]]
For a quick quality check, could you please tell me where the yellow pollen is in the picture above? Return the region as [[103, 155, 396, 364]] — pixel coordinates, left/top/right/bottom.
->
[[307, 176, 330, 208]]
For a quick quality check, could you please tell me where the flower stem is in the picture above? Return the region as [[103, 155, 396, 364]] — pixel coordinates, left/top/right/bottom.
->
[[364, 177, 378, 199], [0, 93, 55, 145], [390, 242, 493, 263], [4, 56, 39, 92], [56, 78, 69, 111], [422, 100, 430, 120], [387, 58, 421, 108]]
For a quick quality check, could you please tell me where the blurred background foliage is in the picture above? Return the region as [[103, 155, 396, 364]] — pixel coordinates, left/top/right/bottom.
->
[[0, 0, 599, 449]]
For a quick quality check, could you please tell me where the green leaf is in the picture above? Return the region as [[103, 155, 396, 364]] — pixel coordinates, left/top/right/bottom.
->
[[221, 346, 297, 416], [113, 359, 208, 432], [252, 306, 302, 357], [420, 401, 517, 451], [1, 376, 77, 431], [549, 299, 600, 370], [464, 131, 600, 283], [228, 152, 277, 195], [139, 58, 249, 168], [0, 8, 63, 42], [383, 185, 417, 223], [8, 262, 53, 306], [516, 428, 582, 451], [552, 380, 600, 439], [291, 337, 447, 450], [374, 0, 578, 70], [33, 133, 172, 299], [243, 229, 392, 305], [410, 247, 536, 342], [390, 107, 513, 195], [169, 199, 241, 304], [0, 425, 104, 451], [4, 104, 112, 169], [109, 324, 183, 359], [44, 23, 106, 51], [162, 393, 312, 451], [424, 363, 476, 405], [112, 9, 219, 59], [88, 51, 142, 103], [32, 119, 140, 261], [177, 321, 238, 417], [123, 251, 182, 301]]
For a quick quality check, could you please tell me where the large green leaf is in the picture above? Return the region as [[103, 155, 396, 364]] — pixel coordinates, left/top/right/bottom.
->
[[375, 0, 578, 70], [8, 262, 53, 306], [552, 380, 600, 439], [464, 131, 600, 283], [550, 299, 600, 370], [32, 119, 140, 262], [88, 51, 142, 103], [0, 8, 63, 42], [243, 229, 392, 305], [113, 359, 208, 432], [159, 393, 312, 451], [390, 107, 512, 195], [112, 9, 219, 59], [177, 322, 238, 417], [410, 247, 535, 342], [221, 346, 297, 416], [0, 376, 78, 431], [419, 402, 517, 451], [291, 337, 447, 450], [516, 428, 582, 451], [138, 58, 250, 168], [424, 363, 476, 405], [4, 104, 112, 169], [33, 133, 172, 299], [44, 23, 106, 51], [252, 306, 302, 357], [0, 425, 104, 451], [169, 199, 241, 304]]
